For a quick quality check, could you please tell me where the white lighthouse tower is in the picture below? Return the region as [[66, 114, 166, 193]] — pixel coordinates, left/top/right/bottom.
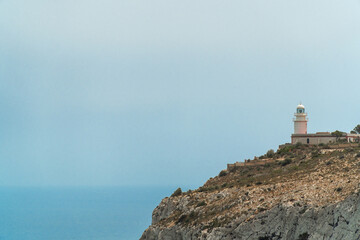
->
[[293, 104, 308, 134]]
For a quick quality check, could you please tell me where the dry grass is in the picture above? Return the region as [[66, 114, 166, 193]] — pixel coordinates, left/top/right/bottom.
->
[[156, 143, 360, 230]]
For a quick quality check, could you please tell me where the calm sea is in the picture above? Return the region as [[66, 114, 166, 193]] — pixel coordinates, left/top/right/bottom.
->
[[0, 186, 178, 240]]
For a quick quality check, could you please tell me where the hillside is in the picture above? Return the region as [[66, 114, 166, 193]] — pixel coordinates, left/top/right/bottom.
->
[[141, 143, 360, 240]]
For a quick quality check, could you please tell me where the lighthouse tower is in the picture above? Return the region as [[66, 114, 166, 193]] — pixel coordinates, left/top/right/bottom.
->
[[293, 104, 308, 134]]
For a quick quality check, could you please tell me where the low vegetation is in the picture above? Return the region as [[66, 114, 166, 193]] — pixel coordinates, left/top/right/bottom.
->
[[156, 142, 360, 231], [171, 187, 182, 197]]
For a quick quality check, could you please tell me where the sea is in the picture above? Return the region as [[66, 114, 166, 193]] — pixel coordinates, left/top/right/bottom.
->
[[0, 186, 183, 240]]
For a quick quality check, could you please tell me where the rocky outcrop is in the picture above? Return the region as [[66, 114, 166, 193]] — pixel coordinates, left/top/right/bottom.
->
[[141, 144, 360, 240], [142, 192, 360, 240]]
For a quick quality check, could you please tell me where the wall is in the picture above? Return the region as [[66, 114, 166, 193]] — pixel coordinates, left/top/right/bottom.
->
[[291, 135, 337, 145]]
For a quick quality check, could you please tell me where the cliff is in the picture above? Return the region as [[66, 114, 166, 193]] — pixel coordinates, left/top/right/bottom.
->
[[141, 143, 360, 240]]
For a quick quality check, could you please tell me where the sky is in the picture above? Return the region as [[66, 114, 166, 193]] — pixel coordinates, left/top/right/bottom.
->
[[1, 0, 360, 187]]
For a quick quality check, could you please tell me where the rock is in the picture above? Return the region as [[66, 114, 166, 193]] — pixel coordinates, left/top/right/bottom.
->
[[141, 145, 360, 239], [141, 193, 360, 239]]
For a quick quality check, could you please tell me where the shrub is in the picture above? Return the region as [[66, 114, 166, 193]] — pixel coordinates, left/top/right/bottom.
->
[[353, 124, 360, 134], [209, 218, 221, 228], [297, 232, 310, 240], [264, 163, 271, 168], [176, 211, 197, 224], [326, 160, 333, 165], [266, 149, 275, 158], [229, 166, 238, 173], [259, 234, 276, 240], [331, 130, 346, 142], [277, 145, 295, 155], [219, 170, 227, 177], [257, 207, 267, 212], [259, 237, 269, 240], [171, 187, 182, 197], [311, 150, 320, 158], [299, 207, 307, 214], [335, 187, 342, 192], [196, 201, 207, 207], [280, 158, 292, 166], [241, 210, 248, 215], [345, 148, 354, 153], [177, 214, 187, 223]]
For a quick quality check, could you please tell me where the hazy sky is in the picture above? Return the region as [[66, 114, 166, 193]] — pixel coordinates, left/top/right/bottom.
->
[[1, 0, 360, 187]]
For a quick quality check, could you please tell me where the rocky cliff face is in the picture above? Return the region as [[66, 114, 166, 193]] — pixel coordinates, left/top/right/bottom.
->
[[141, 144, 360, 240]]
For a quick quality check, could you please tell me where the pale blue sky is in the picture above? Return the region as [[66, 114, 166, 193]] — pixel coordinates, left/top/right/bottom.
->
[[1, 0, 360, 187]]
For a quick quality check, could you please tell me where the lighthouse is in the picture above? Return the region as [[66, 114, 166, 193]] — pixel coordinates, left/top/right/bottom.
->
[[290, 103, 360, 145], [293, 104, 308, 134]]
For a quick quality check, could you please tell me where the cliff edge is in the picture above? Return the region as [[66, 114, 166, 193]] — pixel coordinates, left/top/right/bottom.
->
[[141, 143, 360, 240]]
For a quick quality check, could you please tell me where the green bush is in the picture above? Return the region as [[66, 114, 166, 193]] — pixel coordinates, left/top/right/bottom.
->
[[264, 163, 271, 168], [171, 187, 182, 197], [344, 148, 354, 153], [299, 207, 307, 214], [219, 170, 227, 177], [177, 214, 187, 223], [352, 124, 360, 134], [280, 158, 292, 166], [277, 145, 294, 155], [196, 201, 207, 207], [311, 150, 320, 158], [297, 232, 310, 240], [335, 187, 342, 192], [177, 211, 197, 224], [259, 236, 275, 240], [266, 149, 275, 158]]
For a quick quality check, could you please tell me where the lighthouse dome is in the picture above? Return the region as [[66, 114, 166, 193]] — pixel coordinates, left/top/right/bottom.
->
[[297, 104, 305, 109]]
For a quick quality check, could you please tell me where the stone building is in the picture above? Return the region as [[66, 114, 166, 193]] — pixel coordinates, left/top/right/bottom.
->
[[291, 104, 360, 144]]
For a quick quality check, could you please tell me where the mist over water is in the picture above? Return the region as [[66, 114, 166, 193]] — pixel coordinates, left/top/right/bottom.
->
[[0, 186, 177, 240]]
